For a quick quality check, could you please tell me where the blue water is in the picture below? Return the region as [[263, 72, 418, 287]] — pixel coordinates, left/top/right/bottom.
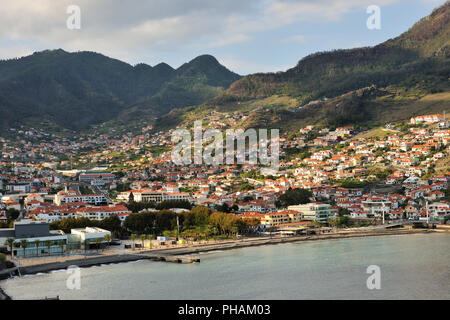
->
[[2, 233, 449, 299]]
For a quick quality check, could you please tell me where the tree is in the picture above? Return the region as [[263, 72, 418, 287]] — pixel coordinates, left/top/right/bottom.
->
[[6, 208, 20, 222], [34, 239, 40, 257], [140, 234, 146, 249], [156, 200, 192, 210], [98, 215, 122, 238], [209, 212, 242, 236], [130, 234, 137, 250], [0, 253, 6, 268], [239, 183, 254, 191], [104, 234, 111, 248], [95, 238, 101, 252], [45, 241, 52, 256], [6, 238, 15, 257], [146, 234, 153, 249], [338, 208, 351, 217], [190, 206, 212, 226], [215, 203, 231, 213], [276, 188, 313, 208], [310, 220, 323, 228], [59, 240, 65, 255], [124, 212, 157, 234], [20, 240, 28, 257]]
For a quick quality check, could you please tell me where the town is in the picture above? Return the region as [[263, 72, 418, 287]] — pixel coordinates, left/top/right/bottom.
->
[[0, 112, 449, 265]]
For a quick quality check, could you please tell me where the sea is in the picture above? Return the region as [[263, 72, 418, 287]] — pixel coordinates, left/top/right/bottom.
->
[[1, 233, 449, 300]]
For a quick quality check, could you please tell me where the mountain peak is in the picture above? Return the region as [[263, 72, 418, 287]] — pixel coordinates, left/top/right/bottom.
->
[[189, 54, 220, 65], [383, 1, 449, 56], [154, 62, 175, 72]]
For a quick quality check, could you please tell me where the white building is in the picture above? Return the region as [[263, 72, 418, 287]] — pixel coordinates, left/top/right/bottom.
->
[[288, 202, 336, 222], [117, 189, 189, 203], [361, 196, 391, 218], [71, 227, 111, 249], [55, 192, 107, 206]]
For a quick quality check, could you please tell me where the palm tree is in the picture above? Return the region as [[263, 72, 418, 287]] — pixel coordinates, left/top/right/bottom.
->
[[146, 234, 153, 249], [231, 226, 238, 239], [140, 234, 146, 250], [0, 253, 6, 266], [6, 238, 15, 258], [20, 240, 28, 258], [45, 241, 52, 256], [104, 234, 111, 248], [95, 238, 101, 253], [34, 239, 40, 257], [84, 239, 89, 253], [59, 240, 65, 255], [212, 227, 218, 242], [130, 234, 137, 250]]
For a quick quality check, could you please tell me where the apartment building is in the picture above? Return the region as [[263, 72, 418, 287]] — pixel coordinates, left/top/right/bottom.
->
[[288, 202, 336, 222]]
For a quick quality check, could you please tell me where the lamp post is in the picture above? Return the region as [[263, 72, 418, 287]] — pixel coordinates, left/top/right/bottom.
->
[[176, 216, 180, 241]]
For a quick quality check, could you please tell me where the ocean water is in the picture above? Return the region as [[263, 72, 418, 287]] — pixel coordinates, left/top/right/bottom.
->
[[2, 233, 449, 300]]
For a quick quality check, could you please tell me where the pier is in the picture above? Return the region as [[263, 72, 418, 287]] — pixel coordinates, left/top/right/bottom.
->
[[139, 253, 200, 264]]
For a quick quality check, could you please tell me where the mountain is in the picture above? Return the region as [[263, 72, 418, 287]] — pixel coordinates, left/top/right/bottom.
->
[[220, 2, 449, 104], [160, 2, 446, 132], [0, 51, 240, 131], [1, 2, 449, 134], [113, 55, 241, 125]]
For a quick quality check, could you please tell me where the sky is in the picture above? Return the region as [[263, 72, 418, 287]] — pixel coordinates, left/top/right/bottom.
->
[[0, 0, 447, 75]]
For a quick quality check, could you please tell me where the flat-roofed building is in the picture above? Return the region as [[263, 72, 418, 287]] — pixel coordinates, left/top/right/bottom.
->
[[71, 227, 111, 250], [0, 219, 67, 257], [288, 202, 336, 222]]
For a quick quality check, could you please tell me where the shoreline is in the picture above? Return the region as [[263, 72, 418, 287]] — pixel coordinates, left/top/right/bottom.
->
[[0, 228, 443, 300], [0, 286, 11, 300], [141, 228, 438, 256]]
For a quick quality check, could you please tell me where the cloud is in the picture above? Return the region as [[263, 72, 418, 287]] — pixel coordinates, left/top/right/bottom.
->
[[210, 34, 251, 47], [0, 0, 438, 71], [281, 34, 308, 44], [219, 57, 291, 75]]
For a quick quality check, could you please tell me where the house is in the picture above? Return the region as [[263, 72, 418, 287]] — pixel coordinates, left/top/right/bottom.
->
[[405, 205, 419, 220], [361, 196, 391, 218], [428, 202, 450, 220], [261, 210, 302, 227], [117, 189, 189, 203], [74, 205, 131, 221], [118, 212, 134, 225], [55, 193, 108, 206], [410, 114, 444, 124]]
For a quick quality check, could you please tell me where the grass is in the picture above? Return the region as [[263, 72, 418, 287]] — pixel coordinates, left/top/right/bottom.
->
[[435, 155, 450, 174], [352, 127, 397, 140], [371, 91, 450, 124]]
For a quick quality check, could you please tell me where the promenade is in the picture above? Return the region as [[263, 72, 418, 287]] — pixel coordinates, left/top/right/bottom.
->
[[10, 227, 436, 276]]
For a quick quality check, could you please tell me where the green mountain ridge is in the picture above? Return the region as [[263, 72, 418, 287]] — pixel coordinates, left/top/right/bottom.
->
[[218, 2, 449, 104], [169, 2, 449, 132], [0, 51, 240, 131], [1, 2, 449, 134]]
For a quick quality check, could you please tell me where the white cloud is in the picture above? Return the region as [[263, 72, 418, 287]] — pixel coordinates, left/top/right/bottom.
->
[[210, 34, 251, 47], [219, 57, 291, 75], [281, 34, 308, 44], [0, 0, 439, 71]]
